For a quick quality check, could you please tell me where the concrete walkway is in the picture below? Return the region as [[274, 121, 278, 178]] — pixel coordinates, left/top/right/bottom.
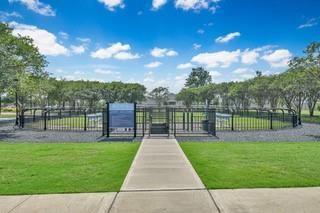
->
[[109, 138, 219, 212], [0, 193, 116, 213], [121, 138, 205, 191], [210, 187, 320, 213]]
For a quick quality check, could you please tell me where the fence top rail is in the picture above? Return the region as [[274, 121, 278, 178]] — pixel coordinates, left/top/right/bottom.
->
[[21, 106, 296, 115]]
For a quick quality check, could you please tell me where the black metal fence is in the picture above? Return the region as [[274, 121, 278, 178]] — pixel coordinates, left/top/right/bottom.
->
[[215, 108, 298, 131], [18, 106, 299, 137], [20, 108, 104, 132]]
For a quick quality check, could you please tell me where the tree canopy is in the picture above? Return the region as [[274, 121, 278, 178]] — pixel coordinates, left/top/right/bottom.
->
[[185, 67, 212, 88]]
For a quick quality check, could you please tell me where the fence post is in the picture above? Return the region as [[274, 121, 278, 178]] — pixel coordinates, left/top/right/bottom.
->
[[191, 110, 193, 131], [106, 103, 110, 137], [84, 110, 87, 131], [182, 111, 185, 130], [212, 109, 216, 136], [187, 110, 189, 131], [102, 110, 105, 136], [174, 108, 176, 136], [149, 108, 151, 137], [134, 103, 137, 138], [270, 111, 273, 130], [231, 112, 234, 131], [20, 109, 24, 128], [44, 111, 47, 131], [142, 108, 145, 137], [293, 114, 297, 128], [33, 109, 36, 122]]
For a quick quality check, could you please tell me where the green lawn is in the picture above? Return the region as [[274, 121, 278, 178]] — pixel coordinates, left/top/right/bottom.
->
[[0, 113, 16, 119], [301, 114, 320, 124], [181, 142, 320, 189], [301, 109, 320, 116], [0, 142, 139, 195]]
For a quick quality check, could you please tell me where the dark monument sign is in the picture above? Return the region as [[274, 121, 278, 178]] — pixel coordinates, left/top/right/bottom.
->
[[109, 103, 135, 128]]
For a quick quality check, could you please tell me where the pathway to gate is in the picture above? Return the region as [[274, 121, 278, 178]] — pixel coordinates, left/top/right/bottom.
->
[[109, 137, 219, 212]]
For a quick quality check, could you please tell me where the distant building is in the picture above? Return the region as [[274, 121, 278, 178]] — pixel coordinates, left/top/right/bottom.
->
[[141, 93, 183, 107]]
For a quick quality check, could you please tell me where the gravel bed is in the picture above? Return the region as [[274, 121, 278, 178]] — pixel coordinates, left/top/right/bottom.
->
[[178, 123, 320, 142], [1, 123, 320, 143], [0, 125, 141, 143]]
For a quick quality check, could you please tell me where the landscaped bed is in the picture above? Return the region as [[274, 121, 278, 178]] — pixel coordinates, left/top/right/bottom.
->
[[0, 142, 139, 195], [180, 142, 320, 189]]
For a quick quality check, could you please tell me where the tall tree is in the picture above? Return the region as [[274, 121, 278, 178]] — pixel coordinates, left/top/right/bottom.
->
[[198, 84, 216, 107], [185, 67, 212, 88], [149, 87, 169, 107], [0, 22, 47, 113], [176, 88, 198, 108], [249, 74, 270, 109], [0, 23, 47, 93], [229, 81, 250, 109]]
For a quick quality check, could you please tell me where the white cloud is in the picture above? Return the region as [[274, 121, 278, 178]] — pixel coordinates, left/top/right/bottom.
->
[[152, 0, 167, 10], [233, 68, 251, 75], [97, 0, 125, 11], [94, 68, 120, 75], [215, 32, 241, 43], [193, 43, 201, 50], [261, 49, 292, 68], [191, 49, 241, 68], [151, 47, 178, 57], [55, 69, 63, 73], [70, 45, 85, 55], [145, 61, 162, 68], [76, 37, 91, 43], [113, 51, 140, 60], [209, 71, 221, 78], [298, 18, 318, 29], [59, 31, 69, 40], [0, 11, 21, 21], [177, 63, 193, 69], [241, 49, 259, 65], [9, 0, 55, 16], [166, 50, 178, 56], [74, 70, 85, 75], [91, 42, 140, 60], [142, 71, 185, 92], [9, 22, 68, 56], [175, 0, 220, 12], [197, 29, 205, 34]]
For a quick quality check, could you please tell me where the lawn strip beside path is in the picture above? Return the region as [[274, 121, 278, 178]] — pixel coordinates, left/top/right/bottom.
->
[[180, 142, 320, 189], [0, 142, 140, 195]]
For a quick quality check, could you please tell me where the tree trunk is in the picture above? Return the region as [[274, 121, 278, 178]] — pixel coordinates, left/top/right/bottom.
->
[[307, 98, 318, 117]]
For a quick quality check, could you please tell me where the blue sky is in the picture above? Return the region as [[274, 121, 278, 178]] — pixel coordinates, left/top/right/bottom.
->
[[1, 0, 319, 92]]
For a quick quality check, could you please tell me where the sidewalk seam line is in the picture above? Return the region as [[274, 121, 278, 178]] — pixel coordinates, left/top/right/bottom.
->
[[107, 192, 119, 213], [7, 195, 32, 213], [207, 190, 222, 213]]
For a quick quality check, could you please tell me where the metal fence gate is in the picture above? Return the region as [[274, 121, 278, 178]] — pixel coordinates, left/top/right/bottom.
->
[[149, 107, 170, 136]]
